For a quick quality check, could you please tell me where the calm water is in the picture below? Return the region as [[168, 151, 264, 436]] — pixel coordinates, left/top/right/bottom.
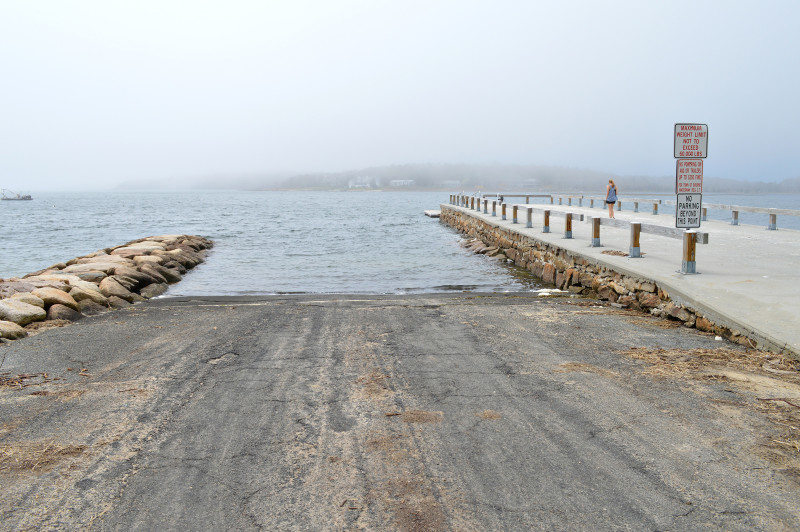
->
[[0, 190, 544, 296], [2, 190, 798, 296]]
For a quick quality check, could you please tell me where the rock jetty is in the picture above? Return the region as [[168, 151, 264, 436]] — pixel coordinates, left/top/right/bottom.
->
[[0, 235, 212, 341], [444, 209, 763, 350]]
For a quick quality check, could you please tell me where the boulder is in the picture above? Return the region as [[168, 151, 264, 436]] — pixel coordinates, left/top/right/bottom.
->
[[110, 275, 138, 292], [107, 296, 132, 309], [76, 254, 133, 264], [0, 320, 27, 340], [638, 292, 661, 309], [609, 281, 627, 295], [0, 299, 47, 326], [69, 286, 109, 306], [76, 271, 107, 283], [108, 248, 147, 259], [113, 266, 157, 286], [8, 292, 45, 308], [163, 261, 187, 274], [133, 255, 164, 266], [138, 265, 169, 284], [64, 262, 123, 275], [542, 264, 556, 285], [143, 263, 182, 283], [139, 283, 168, 298], [79, 299, 108, 315], [666, 303, 693, 322], [695, 316, 714, 332], [596, 285, 619, 303], [47, 304, 83, 322], [25, 273, 84, 285], [99, 277, 135, 302], [31, 287, 81, 311]]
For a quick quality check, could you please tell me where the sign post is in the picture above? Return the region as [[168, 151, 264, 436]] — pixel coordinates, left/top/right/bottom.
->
[[674, 123, 708, 273]]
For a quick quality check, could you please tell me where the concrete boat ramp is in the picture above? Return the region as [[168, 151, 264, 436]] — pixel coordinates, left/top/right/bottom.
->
[[443, 199, 800, 358]]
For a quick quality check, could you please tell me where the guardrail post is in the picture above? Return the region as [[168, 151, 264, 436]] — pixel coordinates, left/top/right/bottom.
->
[[590, 198, 595, 209], [501, 203, 507, 220], [591, 217, 600, 247], [558, 197, 563, 206], [702, 207, 707, 221], [543, 210, 550, 233], [578, 197, 583, 207], [731, 210, 739, 225], [492, 201, 497, 217], [564, 213, 573, 239], [550, 197, 554, 205], [469, 197, 473, 210], [617, 200, 622, 211], [681, 231, 697, 274], [630, 223, 641, 258], [567, 197, 572, 206], [634, 201, 639, 213], [652, 202, 659, 215], [769, 213, 777, 230], [512, 205, 518, 224], [526, 207, 533, 228], [483, 199, 488, 214]]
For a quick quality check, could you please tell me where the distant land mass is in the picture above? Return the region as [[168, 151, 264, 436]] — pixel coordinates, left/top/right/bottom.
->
[[117, 164, 800, 194]]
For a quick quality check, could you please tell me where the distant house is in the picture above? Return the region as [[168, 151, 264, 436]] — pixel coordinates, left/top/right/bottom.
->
[[389, 179, 415, 187], [348, 176, 373, 189]]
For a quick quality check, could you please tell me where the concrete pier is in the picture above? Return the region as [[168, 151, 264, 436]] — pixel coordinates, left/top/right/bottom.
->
[[442, 201, 800, 358]]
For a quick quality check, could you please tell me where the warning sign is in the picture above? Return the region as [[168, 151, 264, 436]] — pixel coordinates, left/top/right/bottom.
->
[[676, 159, 703, 194], [674, 123, 708, 158], [676, 193, 702, 228]]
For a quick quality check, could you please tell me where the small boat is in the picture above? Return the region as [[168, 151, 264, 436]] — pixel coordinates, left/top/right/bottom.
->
[[1, 189, 33, 201]]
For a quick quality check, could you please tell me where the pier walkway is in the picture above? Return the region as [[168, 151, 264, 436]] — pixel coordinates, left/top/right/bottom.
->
[[444, 199, 800, 357]]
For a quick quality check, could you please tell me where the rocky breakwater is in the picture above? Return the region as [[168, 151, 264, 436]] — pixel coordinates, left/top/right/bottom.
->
[[442, 207, 766, 351], [0, 235, 212, 342]]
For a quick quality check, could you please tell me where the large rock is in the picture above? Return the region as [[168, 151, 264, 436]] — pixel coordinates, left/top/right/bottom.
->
[[0, 299, 47, 326], [64, 262, 124, 275], [111, 242, 166, 255], [31, 287, 81, 311], [69, 286, 109, 306], [46, 304, 83, 322], [143, 263, 182, 284], [8, 292, 45, 308], [112, 275, 139, 292], [76, 271, 107, 283], [107, 296, 132, 309], [76, 255, 132, 265], [596, 285, 619, 303], [139, 283, 168, 298], [99, 277, 135, 302], [79, 299, 108, 315], [133, 255, 165, 266], [138, 265, 169, 284], [113, 266, 157, 287], [638, 292, 662, 309], [0, 320, 27, 340]]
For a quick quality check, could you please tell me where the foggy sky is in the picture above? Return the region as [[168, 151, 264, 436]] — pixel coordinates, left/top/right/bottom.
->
[[2, 1, 799, 190]]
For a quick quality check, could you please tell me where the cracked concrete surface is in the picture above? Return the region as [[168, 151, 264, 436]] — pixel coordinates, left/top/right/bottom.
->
[[0, 293, 799, 530]]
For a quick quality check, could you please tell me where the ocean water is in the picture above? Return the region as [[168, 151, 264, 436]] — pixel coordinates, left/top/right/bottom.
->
[[0, 190, 544, 296], [2, 190, 797, 296]]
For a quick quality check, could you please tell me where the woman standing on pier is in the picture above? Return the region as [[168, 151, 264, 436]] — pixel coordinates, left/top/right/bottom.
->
[[605, 179, 618, 218]]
